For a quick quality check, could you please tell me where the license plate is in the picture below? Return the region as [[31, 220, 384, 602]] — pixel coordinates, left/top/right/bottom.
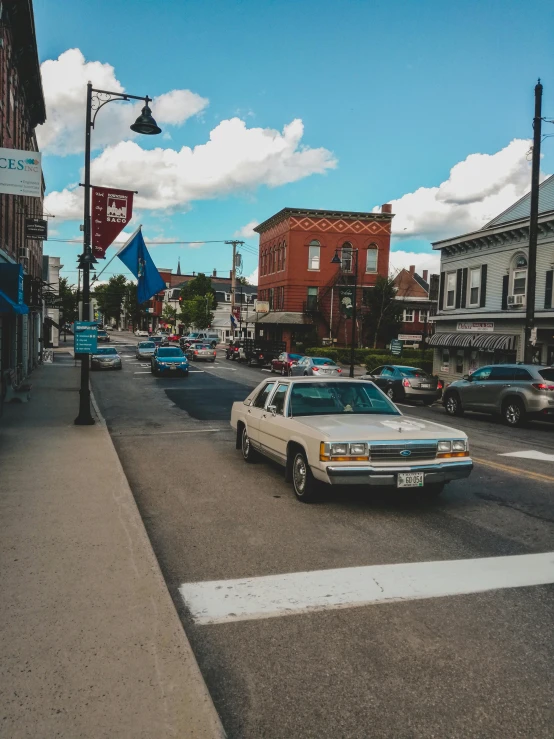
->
[[170, 363, 179, 368], [420, 384, 431, 389], [397, 472, 424, 488]]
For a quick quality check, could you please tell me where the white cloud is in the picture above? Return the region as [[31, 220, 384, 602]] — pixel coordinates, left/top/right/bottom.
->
[[38, 49, 208, 155], [246, 267, 259, 285], [234, 220, 259, 238], [44, 187, 82, 220], [46, 117, 336, 219], [388, 250, 440, 277], [378, 139, 541, 241]]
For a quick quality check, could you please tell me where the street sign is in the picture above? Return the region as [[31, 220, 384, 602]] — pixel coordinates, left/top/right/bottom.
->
[[74, 321, 98, 353], [25, 218, 48, 240], [255, 300, 270, 314], [390, 339, 403, 356], [339, 287, 354, 318]]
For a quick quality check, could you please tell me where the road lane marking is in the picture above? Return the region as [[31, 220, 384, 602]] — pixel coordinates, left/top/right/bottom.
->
[[117, 428, 222, 437], [499, 450, 554, 462], [473, 456, 554, 483], [179, 552, 554, 625]]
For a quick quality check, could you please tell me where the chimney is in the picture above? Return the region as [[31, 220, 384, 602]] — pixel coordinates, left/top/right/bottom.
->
[[409, 265, 415, 275], [213, 268, 217, 278], [423, 269, 428, 282], [381, 203, 392, 213]]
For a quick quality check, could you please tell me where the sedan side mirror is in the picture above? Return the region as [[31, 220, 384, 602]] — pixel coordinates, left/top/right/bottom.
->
[[463, 374, 472, 382], [267, 404, 277, 416]]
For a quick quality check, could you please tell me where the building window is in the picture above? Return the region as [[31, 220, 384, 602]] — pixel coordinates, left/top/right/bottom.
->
[[308, 240, 320, 270], [306, 286, 318, 311], [419, 309, 428, 323], [341, 243, 353, 273], [511, 255, 528, 296], [441, 349, 450, 373], [268, 288, 274, 308], [456, 350, 464, 374], [282, 244, 286, 271], [468, 267, 481, 306], [403, 309, 414, 322], [446, 272, 456, 308], [366, 246, 378, 273]]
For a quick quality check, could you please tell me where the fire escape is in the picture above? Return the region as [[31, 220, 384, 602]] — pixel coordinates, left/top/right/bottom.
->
[[303, 269, 359, 344]]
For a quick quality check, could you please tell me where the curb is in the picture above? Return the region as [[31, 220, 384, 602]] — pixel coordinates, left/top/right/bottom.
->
[[89, 387, 227, 738]]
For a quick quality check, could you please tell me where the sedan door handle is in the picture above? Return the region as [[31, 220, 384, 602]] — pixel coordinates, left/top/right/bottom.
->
[[502, 384, 511, 387], [247, 409, 252, 414]]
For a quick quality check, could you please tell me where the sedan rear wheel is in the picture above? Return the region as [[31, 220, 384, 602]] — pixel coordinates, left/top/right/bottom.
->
[[292, 450, 320, 503], [386, 387, 395, 401]]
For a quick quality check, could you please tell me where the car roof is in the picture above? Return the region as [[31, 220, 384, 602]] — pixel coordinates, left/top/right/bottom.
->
[[258, 377, 372, 384]]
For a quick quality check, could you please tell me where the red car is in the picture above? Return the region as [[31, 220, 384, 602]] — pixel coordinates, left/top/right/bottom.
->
[[271, 352, 304, 376], [167, 334, 181, 343]]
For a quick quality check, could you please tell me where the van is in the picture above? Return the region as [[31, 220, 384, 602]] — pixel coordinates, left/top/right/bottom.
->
[[184, 331, 220, 347]]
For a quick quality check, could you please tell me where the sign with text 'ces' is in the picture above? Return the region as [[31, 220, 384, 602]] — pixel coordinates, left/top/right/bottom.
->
[[74, 322, 98, 353], [92, 187, 134, 259], [0, 148, 42, 197]]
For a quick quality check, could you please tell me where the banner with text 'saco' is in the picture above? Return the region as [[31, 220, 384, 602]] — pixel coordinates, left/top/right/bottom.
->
[[92, 187, 134, 258]]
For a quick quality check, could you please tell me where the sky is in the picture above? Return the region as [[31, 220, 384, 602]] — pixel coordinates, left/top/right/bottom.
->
[[33, 0, 554, 286]]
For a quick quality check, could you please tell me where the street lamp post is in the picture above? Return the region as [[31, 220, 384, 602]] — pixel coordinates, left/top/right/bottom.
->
[[331, 247, 359, 378], [74, 83, 161, 425]]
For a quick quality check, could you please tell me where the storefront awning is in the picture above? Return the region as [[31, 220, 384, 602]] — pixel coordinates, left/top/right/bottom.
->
[[428, 332, 517, 351], [0, 288, 29, 315]]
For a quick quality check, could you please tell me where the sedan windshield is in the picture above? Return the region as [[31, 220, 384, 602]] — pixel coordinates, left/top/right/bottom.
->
[[139, 342, 155, 348], [399, 368, 429, 378], [312, 357, 337, 366], [157, 348, 184, 357], [290, 382, 399, 417], [95, 348, 118, 355]]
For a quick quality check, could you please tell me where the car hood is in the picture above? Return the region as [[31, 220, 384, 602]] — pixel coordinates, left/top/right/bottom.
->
[[293, 414, 466, 440], [157, 356, 187, 362]]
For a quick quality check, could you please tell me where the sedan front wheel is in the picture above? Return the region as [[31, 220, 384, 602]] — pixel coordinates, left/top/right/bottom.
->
[[291, 450, 320, 503]]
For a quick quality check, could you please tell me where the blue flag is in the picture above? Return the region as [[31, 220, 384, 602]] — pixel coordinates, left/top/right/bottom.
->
[[116, 227, 166, 304]]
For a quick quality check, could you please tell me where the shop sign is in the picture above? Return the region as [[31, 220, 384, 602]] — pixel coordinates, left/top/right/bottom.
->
[[457, 321, 494, 332], [25, 218, 48, 239], [398, 334, 422, 341], [255, 300, 270, 314], [0, 148, 42, 197]]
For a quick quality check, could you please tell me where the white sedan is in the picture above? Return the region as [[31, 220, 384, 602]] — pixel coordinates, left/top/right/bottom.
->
[[231, 377, 472, 503], [134, 329, 149, 337]]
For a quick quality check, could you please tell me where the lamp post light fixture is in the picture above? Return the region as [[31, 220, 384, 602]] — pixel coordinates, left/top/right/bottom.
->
[[74, 83, 161, 425], [331, 247, 359, 378]]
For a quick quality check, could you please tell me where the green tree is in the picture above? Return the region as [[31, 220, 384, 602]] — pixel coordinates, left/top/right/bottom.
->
[[162, 303, 177, 328], [363, 275, 402, 348], [93, 275, 128, 324], [58, 277, 78, 325], [179, 294, 214, 330], [123, 281, 148, 329], [180, 273, 217, 307], [236, 276, 249, 286]]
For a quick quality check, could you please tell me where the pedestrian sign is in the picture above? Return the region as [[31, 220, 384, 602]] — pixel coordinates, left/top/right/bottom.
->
[[390, 339, 403, 356], [74, 321, 98, 353]]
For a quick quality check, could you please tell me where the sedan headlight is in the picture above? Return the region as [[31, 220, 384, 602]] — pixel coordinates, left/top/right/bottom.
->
[[437, 438, 469, 458], [320, 442, 369, 462]]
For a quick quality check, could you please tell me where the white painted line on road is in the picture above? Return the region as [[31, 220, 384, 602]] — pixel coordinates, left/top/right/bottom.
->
[[180, 552, 554, 626], [134, 371, 152, 374], [499, 450, 554, 462], [261, 369, 272, 373]]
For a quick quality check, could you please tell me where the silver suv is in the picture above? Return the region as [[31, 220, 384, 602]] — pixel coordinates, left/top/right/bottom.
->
[[443, 364, 554, 426]]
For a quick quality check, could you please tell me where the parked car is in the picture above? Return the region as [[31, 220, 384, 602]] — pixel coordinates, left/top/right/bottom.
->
[[104, 324, 114, 331], [187, 343, 217, 362], [363, 365, 442, 405], [231, 377, 472, 502], [97, 329, 110, 343], [271, 352, 304, 376], [291, 356, 342, 377], [91, 347, 122, 371], [225, 339, 244, 360], [135, 329, 149, 337], [242, 339, 287, 366], [442, 363, 554, 427], [136, 341, 156, 360], [151, 346, 189, 377]]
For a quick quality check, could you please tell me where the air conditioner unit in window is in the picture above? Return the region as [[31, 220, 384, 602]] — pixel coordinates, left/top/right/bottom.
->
[[507, 294, 525, 307]]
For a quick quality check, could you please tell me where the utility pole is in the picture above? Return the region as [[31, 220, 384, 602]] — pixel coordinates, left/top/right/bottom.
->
[[524, 79, 543, 364], [225, 240, 244, 338]]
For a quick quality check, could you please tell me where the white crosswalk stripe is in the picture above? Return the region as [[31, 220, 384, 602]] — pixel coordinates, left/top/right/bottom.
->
[[500, 450, 554, 462]]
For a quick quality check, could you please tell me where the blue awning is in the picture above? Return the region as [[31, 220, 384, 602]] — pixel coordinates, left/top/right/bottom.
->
[[0, 288, 29, 315]]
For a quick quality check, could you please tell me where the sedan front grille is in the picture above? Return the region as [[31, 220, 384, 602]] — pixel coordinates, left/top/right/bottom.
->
[[369, 442, 438, 462]]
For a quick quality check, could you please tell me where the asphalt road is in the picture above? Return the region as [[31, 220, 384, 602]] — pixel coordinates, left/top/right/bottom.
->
[[90, 333, 554, 739]]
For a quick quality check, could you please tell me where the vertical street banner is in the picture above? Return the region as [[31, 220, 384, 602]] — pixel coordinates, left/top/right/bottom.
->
[[92, 187, 134, 258], [339, 286, 354, 318]]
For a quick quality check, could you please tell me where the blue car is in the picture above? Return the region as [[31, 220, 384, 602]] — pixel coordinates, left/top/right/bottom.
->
[[151, 346, 189, 377]]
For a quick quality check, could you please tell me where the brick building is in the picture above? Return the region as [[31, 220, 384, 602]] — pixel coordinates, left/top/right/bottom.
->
[[0, 0, 46, 390], [392, 266, 438, 347], [254, 206, 393, 349]]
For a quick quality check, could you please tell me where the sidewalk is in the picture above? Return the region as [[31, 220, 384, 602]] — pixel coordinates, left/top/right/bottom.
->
[[0, 358, 226, 738]]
